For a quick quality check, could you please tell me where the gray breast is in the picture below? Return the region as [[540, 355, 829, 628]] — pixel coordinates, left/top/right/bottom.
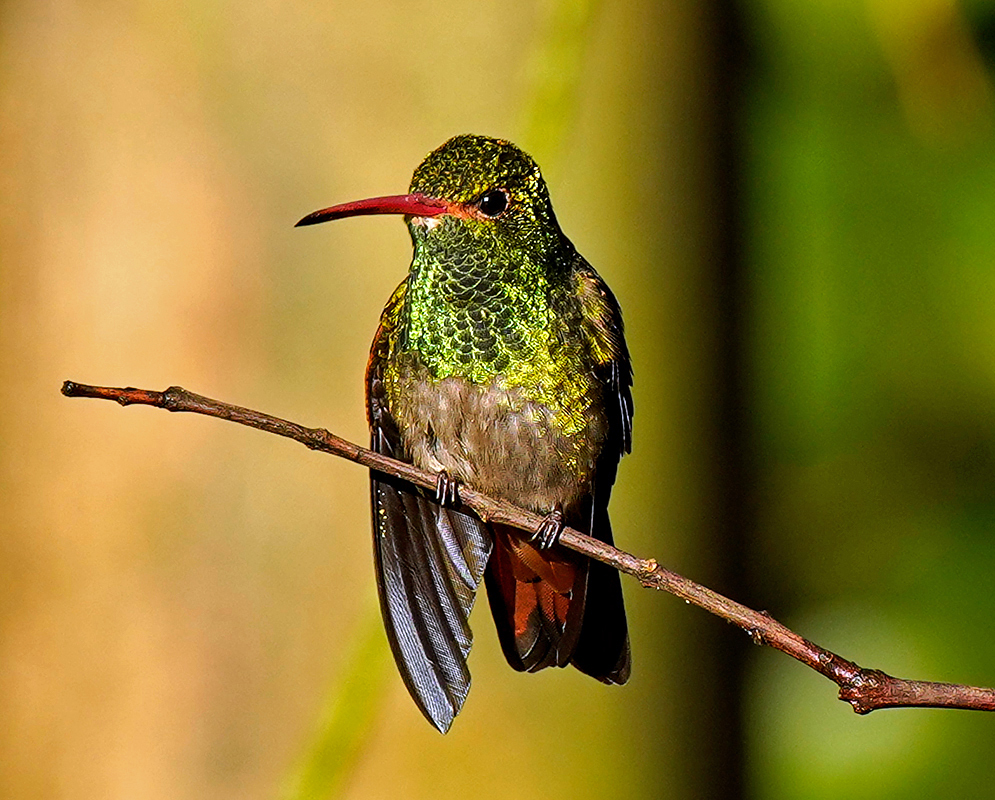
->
[[389, 366, 606, 515]]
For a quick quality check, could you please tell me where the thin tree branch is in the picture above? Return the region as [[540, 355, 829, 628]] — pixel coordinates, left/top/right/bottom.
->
[[62, 379, 995, 714]]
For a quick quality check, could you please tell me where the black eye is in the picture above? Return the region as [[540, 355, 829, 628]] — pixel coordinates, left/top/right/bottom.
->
[[477, 189, 509, 218]]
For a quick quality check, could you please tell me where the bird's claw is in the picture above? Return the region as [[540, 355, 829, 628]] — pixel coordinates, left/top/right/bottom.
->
[[435, 470, 459, 507], [531, 505, 564, 550]]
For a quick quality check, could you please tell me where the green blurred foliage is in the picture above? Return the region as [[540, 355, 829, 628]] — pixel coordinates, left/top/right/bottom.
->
[[280, 607, 389, 800], [743, 1, 995, 797]]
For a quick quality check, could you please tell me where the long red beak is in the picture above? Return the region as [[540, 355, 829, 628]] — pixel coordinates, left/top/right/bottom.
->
[[295, 193, 451, 227]]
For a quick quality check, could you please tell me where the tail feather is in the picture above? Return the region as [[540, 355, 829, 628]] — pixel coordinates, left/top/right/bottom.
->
[[570, 554, 630, 683], [571, 500, 630, 683], [485, 521, 627, 681], [485, 524, 582, 671]]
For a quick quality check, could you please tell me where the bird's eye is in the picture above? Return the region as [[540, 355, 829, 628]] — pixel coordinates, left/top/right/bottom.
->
[[477, 189, 509, 218]]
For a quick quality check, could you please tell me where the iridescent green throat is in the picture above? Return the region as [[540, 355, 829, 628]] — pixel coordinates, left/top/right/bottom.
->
[[399, 218, 572, 386]]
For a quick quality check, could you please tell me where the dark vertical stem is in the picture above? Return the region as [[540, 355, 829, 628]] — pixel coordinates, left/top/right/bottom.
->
[[703, 2, 751, 798]]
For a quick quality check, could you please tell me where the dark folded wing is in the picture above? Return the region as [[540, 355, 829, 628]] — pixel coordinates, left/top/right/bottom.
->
[[370, 471, 492, 731], [568, 257, 633, 683], [366, 287, 492, 732], [569, 477, 630, 683]]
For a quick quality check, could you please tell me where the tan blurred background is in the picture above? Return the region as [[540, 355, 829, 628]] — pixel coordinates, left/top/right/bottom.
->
[[3, 1, 995, 798]]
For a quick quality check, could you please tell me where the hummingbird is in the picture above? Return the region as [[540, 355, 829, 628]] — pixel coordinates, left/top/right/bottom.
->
[[297, 134, 632, 733]]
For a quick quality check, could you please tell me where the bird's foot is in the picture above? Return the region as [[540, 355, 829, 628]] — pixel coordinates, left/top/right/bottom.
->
[[531, 504, 564, 550], [434, 470, 460, 507]]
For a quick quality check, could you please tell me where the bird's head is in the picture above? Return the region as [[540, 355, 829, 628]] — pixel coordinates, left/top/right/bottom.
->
[[297, 135, 563, 260]]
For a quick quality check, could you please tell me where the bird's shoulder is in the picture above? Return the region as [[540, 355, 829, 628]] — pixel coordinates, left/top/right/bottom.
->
[[366, 278, 408, 437], [568, 255, 633, 455]]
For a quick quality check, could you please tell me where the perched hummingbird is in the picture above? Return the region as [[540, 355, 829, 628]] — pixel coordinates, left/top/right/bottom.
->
[[297, 135, 632, 732]]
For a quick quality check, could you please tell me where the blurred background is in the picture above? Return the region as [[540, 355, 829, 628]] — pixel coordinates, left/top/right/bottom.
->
[[2, 0, 995, 797]]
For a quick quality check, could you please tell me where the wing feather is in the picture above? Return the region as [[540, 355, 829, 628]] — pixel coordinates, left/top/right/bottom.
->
[[569, 257, 632, 683], [366, 281, 492, 732]]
